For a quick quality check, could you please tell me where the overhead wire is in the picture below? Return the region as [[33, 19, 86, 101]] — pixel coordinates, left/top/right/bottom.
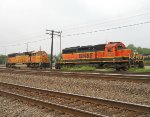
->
[[62, 11, 150, 31], [0, 20, 150, 49], [0, 33, 46, 46], [1, 10, 150, 48], [1, 13, 150, 49], [0, 38, 50, 48], [1, 20, 150, 48], [62, 21, 150, 37]]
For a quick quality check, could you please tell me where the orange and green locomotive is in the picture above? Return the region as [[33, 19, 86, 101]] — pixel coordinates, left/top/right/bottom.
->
[[6, 51, 50, 68], [55, 42, 144, 71]]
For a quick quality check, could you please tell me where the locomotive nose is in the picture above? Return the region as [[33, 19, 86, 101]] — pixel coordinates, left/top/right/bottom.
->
[[42, 55, 48, 62]]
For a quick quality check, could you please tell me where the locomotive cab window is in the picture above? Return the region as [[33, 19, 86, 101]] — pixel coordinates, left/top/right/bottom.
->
[[32, 53, 36, 56], [36, 51, 42, 56], [117, 45, 123, 50], [108, 48, 112, 52]]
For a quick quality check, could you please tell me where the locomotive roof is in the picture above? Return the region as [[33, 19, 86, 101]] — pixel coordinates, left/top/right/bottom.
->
[[106, 42, 126, 48], [63, 44, 106, 50], [64, 46, 79, 50], [8, 51, 33, 57], [8, 53, 18, 57], [31, 50, 47, 53], [62, 44, 106, 54]]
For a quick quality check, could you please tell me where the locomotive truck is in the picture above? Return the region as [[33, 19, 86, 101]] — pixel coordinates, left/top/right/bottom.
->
[[55, 42, 144, 71]]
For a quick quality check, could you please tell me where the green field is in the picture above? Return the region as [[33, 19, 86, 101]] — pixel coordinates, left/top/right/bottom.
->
[[128, 67, 150, 72], [62, 65, 150, 73], [144, 60, 150, 66], [62, 66, 96, 71]]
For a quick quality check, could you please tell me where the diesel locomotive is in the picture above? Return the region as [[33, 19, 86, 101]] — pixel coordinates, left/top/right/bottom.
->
[[55, 42, 144, 70], [6, 51, 50, 68]]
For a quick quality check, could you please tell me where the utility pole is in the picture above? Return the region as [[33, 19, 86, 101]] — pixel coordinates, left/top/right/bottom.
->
[[4, 46, 7, 64], [4, 47, 6, 56], [60, 31, 62, 59], [50, 30, 54, 69], [25, 42, 29, 52], [40, 45, 41, 51], [46, 30, 62, 69]]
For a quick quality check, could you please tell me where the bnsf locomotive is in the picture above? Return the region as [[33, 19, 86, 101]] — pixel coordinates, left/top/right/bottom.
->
[[55, 42, 144, 70], [6, 51, 49, 68]]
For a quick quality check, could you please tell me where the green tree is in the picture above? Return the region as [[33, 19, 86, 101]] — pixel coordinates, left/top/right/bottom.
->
[[127, 44, 137, 51], [127, 44, 150, 54], [0, 55, 7, 64]]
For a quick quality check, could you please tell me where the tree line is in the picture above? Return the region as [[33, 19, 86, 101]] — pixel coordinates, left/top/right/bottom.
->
[[127, 44, 150, 54], [0, 55, 7, 64]]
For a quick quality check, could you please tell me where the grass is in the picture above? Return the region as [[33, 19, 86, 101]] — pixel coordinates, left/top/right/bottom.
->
[[62, 65, 96, 71], [62, 65, 150, 73], [128, 68, 150, 73], [144, 60, 150, 66]]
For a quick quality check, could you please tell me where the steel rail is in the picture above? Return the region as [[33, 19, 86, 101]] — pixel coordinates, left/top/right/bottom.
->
[[1, 67, 150, 76], [1, 69, 150, 83], [1, 67, 150, 77], [0, 81, 150, 114], [1, 67, 150, 74], [0, 90, 105, 117]]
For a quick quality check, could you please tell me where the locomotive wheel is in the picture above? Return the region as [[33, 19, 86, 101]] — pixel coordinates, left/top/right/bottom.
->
[[103, 64, 109, 69], [122, 67, 127, 71], [116, 67, 120, 71], [138, 61, 144, 68], [55, 64, 61, 69]]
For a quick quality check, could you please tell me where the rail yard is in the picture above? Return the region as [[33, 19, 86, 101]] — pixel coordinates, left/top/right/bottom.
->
[[1, 0, 150, 116], [1, 41, 150, 117], [0, 68, 150, 117]]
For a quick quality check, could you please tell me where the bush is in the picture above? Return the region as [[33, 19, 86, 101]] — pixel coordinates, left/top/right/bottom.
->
[[0, 55, 7, 64]]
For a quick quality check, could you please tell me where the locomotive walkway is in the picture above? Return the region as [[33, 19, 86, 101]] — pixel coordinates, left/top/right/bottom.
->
[[0, 81, 150, 117]]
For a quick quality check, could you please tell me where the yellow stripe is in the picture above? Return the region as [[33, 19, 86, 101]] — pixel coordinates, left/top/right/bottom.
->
[[63, 56, 129, 60], [59, 60, 129, 64]]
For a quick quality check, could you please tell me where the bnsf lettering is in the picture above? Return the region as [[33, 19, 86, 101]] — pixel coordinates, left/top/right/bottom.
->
[[79, 53, 93, 58]]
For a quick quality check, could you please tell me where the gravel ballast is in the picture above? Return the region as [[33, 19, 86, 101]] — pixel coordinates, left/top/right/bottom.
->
[[0, 94, 71, 117], [0, 72, 149, 106]]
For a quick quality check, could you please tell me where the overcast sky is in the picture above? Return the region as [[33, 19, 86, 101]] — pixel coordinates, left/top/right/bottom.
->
[[0, 0, 150, 55]]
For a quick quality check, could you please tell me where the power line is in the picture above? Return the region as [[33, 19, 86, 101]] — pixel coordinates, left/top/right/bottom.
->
[[2, 11, 150, 47], [0, 38, 50, 48], [62, 21, 150, 37], [0, 34, 45, 46], [1, 20, 150, 49], [62, 11, 150, 31]]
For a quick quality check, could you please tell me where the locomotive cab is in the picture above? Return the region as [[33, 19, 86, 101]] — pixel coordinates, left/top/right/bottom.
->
[[104, 42, 132, 70], [31, 51, 50, 68]]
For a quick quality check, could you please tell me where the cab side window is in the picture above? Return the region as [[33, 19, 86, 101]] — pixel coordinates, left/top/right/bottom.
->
[[117, 45, 123, 50], [108, 48, 112, 52], [32, 53, 36, 56]]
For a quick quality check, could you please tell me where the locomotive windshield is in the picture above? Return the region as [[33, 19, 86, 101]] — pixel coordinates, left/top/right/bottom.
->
[[35, 51, 47, 56], [117, 45, 124, 50]]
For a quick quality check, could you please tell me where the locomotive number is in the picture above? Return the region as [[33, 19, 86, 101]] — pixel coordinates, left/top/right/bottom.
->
[[79, 53, 93, 59]]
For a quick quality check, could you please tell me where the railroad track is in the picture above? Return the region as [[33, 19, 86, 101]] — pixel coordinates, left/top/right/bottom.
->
[[0, 81, 150, 117], [0, 68, 150, 83], [1, 67, 150, 74]]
